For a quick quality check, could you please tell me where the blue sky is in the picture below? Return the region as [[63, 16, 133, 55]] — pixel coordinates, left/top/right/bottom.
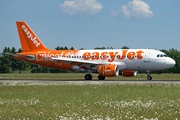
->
[[0, 0, 180, 51]]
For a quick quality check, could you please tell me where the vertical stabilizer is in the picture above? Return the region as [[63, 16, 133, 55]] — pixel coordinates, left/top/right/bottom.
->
[[16, 21, 49, 52]]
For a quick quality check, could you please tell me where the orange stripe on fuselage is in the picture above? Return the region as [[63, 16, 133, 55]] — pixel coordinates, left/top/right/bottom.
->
[[15, 50, 79, 70]]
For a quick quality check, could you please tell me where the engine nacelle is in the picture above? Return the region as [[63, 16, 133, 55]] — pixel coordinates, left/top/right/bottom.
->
[[119, 70, 137, 77], [98, 65, 119, 77]]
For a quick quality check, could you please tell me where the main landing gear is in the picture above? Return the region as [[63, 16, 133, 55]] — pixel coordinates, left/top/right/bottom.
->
[[84, 74, 106, 80], [146, 70, 152, 80], [84, 74, 92, 80], [98, 75, 105, 80]]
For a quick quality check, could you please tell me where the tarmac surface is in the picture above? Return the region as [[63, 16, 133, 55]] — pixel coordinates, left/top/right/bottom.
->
[[1, 79, 180, 85]]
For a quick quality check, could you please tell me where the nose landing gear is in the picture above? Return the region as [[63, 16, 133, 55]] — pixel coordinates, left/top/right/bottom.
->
[[146, 70, 152, 80], [147, 75, 152, 80]]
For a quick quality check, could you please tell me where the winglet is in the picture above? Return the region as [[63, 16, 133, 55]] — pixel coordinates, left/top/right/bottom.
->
[[16, 21, 49, 52]]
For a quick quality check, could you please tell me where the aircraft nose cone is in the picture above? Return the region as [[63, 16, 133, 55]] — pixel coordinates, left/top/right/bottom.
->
[[168, 58, 176, 67], [172, 59, 176, 66]]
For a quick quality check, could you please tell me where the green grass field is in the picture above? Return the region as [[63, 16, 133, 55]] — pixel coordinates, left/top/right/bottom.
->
[[0, 73, 180, 119], [0, 82, 180, 119]]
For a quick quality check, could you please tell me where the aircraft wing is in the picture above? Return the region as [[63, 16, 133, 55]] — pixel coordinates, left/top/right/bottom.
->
[[51, 57, 100, 65], [51, 57, 126, 68]]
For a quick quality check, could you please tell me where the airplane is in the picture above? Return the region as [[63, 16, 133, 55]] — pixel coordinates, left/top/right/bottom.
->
[[5, 21, 176, 80]]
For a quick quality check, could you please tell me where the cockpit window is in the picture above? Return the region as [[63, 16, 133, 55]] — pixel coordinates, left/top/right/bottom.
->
[[157, 54, 168, 57], [164, 54, 168, 57]]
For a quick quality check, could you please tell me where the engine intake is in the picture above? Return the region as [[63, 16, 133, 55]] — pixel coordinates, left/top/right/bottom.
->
[[98, 65, 119, 77]]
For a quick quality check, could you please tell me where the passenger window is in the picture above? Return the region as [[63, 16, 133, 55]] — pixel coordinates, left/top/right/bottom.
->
[[160, 54, 163, 57], [157, 54, 159, 57]]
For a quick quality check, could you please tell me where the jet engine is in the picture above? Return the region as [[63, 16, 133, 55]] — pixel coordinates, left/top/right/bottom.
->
[[119, 70, 137, 77], [98, 65, 119, 77]]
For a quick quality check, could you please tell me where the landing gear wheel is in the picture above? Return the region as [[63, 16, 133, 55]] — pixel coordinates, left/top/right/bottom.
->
[[147, 76, 152, 80], [98, 75, 105, 80], [84, 74, 92, 80], [146, 70, 152, 80]]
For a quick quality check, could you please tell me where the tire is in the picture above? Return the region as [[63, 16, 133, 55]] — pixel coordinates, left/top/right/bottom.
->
[[147, 76, 152, 80], [98, 75, 105, 80], [84, 74, 92, 80]]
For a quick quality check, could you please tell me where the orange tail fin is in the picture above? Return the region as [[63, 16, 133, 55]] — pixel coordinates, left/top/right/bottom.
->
[[16, 21, 49, 52]]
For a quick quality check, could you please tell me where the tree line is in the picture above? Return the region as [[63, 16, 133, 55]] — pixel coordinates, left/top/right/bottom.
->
[[0, 46, 179, 74]]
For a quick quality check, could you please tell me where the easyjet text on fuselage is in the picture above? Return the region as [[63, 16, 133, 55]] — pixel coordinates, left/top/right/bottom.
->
[[82, 50, 144, 62], [24, 50, 144, 63]]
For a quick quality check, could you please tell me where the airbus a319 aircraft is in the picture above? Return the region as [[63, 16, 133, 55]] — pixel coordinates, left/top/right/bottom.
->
[[6, 21, 175, 80]]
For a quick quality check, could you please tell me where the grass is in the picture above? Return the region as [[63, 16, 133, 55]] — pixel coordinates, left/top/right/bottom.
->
[[0, 73, 180, 119], [0, 73, 180, 80], [0, 82, 180, 119]]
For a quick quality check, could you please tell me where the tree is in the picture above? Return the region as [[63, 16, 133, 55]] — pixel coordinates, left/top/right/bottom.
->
[[94, 47, 106, 49], [79, 48, 84, 50], [15, 48, 28, 73], [121, 46, 129, 49], [0, 57, 10, 73], [168, 48, 180, 73], [70, 47, 75, 50], [11, 47, 17, 73], [0, 47, 11, 73], [55, 46, 69, 50]]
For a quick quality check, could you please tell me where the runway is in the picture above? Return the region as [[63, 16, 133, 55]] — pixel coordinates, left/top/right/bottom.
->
[[1, 79, 180, 86]]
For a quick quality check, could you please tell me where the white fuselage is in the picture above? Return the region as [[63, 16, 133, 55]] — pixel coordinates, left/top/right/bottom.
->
[[71, 49, 175, 71]]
